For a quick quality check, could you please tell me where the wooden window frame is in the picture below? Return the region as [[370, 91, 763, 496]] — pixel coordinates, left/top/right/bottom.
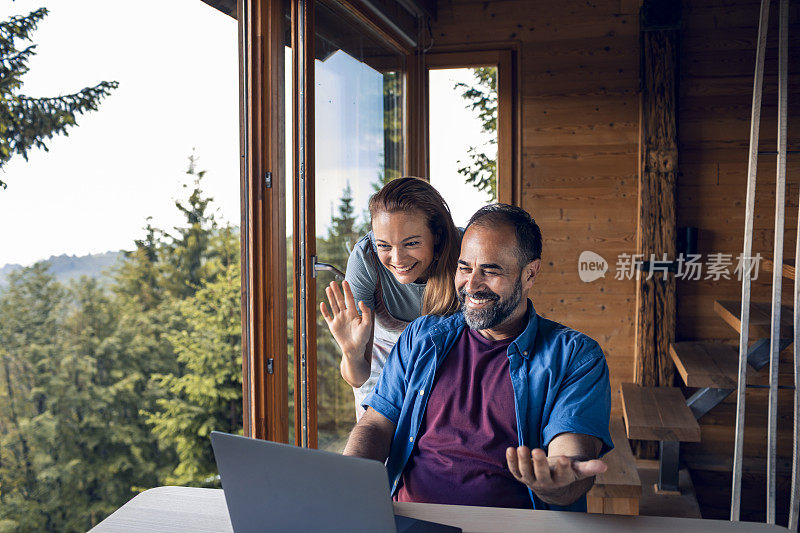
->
[[239, 0, 290, 442], [240, 0, 418, 446], [422, 48, 521, 205], [296, 0, 417, 448]]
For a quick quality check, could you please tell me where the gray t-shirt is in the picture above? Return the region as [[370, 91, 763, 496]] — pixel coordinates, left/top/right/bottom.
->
[[344, 232, 425, 322]]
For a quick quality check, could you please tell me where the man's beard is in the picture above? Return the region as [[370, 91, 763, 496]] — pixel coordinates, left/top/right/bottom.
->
[[458, 278, 523, 331]]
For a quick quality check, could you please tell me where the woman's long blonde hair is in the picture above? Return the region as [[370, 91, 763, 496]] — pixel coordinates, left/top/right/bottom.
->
[[369, 177, 461, 316]]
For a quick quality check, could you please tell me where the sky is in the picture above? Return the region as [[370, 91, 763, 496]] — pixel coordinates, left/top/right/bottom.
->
[[0, 0, 240, 266], [0, 1, 492, 267]]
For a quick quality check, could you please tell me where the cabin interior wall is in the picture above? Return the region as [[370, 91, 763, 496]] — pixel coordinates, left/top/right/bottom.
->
[[237, 0, 800, 516], [431, 0, 800, 492]]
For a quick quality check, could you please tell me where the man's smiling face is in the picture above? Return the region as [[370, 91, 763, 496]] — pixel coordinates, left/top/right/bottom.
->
[[455, 224, 534, 333]]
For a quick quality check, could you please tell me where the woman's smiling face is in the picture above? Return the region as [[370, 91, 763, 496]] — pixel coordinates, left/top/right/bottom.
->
[[371, 209, 436, 284]]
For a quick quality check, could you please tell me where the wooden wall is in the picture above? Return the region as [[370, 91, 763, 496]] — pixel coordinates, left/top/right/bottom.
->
[[431, 0, 799, 486], [431, 0, 641, 413]]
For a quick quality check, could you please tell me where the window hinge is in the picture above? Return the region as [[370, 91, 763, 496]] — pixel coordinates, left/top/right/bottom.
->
[[266, 358, 274, 374], [264, 171, 272, 188]]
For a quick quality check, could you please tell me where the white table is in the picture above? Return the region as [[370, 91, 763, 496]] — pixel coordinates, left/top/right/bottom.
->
[[90, 486, 786, 532]]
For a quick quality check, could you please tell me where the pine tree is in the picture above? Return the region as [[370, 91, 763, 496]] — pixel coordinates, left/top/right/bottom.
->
[[106, 156, 227, 492], [0, 265, 152, 531], [114, 219, 164, 311], [0, 7, 118, 189], [46, 277, 131, 530], [0, 264, 66, 531], [146, 258, 242, 486], [134, 157, 242, 485], [162, 155, 218, 298], [0, 153, 243, 529]]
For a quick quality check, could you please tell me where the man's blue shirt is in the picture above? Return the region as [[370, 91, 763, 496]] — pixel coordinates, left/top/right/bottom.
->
[[363, 300, 613, 512]]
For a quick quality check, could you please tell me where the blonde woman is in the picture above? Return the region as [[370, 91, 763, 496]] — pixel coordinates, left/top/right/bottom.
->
[[320, 177, 461, 419]]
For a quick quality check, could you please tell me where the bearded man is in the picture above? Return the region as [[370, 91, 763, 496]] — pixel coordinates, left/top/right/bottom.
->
[[343, 203, 613, 512]]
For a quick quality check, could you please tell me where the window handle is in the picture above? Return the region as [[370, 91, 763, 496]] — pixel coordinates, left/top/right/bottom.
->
[[311, 256, 344, 280]]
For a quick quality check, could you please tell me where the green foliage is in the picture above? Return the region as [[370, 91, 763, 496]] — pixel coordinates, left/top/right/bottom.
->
[[0, 263, 64, 531], [454, 66, 497, 200], [0, 7, 118, 190], [161, 156, 219, 298], [146, 261, 242, 486], [0, 146, 378, 525], [0, 155, 242, 530]]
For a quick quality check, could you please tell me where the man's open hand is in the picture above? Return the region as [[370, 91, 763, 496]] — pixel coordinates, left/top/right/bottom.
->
[[505, 446, 606, 504]]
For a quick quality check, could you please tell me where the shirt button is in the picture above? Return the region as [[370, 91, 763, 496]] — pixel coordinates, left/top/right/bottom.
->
[[409, 437, 414, 443], [419, 389, 425, 396], [523, 351, 528, 356]]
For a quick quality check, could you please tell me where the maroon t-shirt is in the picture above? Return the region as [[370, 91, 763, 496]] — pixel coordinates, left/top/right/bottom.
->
[[394, 327, 532, 508]]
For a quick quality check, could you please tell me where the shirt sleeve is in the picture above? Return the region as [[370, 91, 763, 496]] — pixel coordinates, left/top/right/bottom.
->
[[344, 236, 377, 311], [361, 318, 416, 424], [541, 350, 614, 456]]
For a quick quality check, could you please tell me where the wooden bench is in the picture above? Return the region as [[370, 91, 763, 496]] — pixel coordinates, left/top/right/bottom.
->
[[620, 383, 700, 493], [587, 417, 642, 515]]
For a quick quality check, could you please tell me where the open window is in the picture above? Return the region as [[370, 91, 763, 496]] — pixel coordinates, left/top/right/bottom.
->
[[239, 0, 519, 448], [426, 50, 518, 214]]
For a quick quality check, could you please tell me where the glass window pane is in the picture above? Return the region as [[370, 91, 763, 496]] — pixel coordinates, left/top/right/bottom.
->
[[312, 0, 404, 451], [429, 67, 498, 226]]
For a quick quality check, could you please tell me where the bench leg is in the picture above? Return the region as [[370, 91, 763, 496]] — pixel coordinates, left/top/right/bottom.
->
[[658, 441, 680, 493]]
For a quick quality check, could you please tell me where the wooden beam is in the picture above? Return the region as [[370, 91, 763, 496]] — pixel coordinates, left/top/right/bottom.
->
[[634, 0, 679, 457], [292, 0, 319, 449], [406, 52, 428, 178], [303, 0, 319, 450]]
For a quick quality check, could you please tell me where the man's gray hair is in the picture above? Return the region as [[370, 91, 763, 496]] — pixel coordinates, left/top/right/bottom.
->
[[466, 203, 542, 265]]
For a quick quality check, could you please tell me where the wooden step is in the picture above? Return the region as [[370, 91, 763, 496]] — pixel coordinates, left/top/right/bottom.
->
[[587, 417, 642, 515], [620, 383, 701, 442], [669, 342, 738, 389], [713, 299, 793, 339], [669, 341, 795, 389], [762, 258, 795, 281]]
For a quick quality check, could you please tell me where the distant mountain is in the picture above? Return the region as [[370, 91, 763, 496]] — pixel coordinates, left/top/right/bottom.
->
[[0, 251, 124, 289]]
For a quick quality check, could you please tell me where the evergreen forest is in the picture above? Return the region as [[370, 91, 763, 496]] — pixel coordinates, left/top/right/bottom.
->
[[0, 155, 371, 531]]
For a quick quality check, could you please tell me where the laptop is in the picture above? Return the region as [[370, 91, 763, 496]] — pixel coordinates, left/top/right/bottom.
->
[[210, 431, 461, 533]]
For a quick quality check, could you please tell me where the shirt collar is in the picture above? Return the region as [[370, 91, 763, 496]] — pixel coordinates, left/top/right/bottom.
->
[[509, 300, 538, 359]]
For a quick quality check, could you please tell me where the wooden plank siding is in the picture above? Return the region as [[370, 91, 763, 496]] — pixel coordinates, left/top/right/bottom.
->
[[430, 0, 799, 474], [430, 0, 640, 414]]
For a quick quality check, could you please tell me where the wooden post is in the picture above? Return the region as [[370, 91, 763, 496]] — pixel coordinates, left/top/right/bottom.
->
[[634, 0, 679, 457]]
